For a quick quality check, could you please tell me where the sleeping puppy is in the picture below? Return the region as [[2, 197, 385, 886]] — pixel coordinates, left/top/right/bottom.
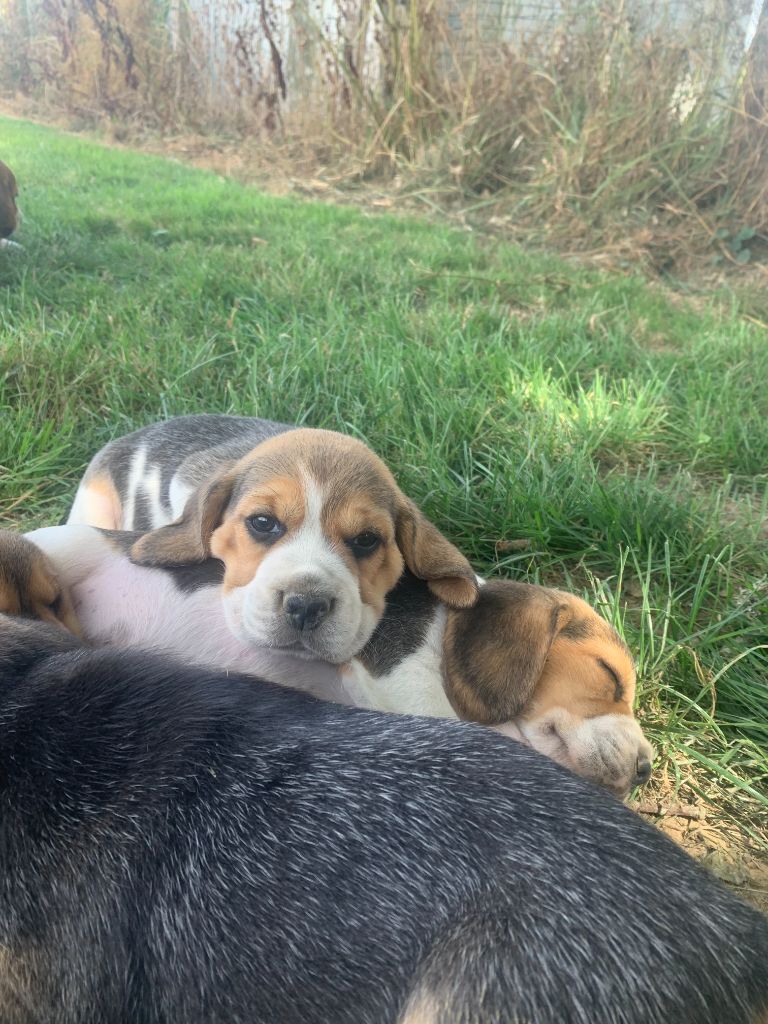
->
[[0, 613, 765, 1023], [0, 159, 21, 249], [347, 571, 654, 796], [26, 526, 651, 795], [68, 415, 478, 664], [0, 530, 81, 635]]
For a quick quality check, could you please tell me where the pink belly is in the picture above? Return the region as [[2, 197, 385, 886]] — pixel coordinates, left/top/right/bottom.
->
[[72, 555, 348, 701]]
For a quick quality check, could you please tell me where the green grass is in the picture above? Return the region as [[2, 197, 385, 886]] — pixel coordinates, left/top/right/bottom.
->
[[1, 116, 767, 841]]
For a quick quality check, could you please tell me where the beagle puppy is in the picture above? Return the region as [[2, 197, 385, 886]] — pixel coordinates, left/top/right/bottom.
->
[[0, 529, 81, 635], [69, 415, 479, 664], [24, 526, 652, 795], [0, 612, 766, 1023], [347, 571, 654, 797], [0, 159, 21, 248]]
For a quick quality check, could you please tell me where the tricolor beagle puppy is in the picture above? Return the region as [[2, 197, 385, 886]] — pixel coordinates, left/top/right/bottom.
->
[[21, 527, 652, 796], [69, 415, 479, 664], [0, 159, 21, 249], [346, 569, 654, 797], [0, 612, 766, 1023]]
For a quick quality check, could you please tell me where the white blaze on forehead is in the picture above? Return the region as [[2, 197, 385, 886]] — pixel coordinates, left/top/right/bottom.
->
[[247, 473, 355, 599], [303, 469, 323, 525]]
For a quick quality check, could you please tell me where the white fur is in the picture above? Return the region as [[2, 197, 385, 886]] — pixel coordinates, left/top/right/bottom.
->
[[514, 708, 653, 797], [66, 485, 89, 526], [168, 474, 193, 520], [28, 525, 117, 584], [341, 607, 455, 717], [123, 446, 147, 530], [142, 462, 166, 529]]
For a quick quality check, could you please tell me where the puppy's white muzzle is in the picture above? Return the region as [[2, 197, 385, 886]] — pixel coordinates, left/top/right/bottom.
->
[[221, 535, 378, 664], [498, 710, 654, 798]]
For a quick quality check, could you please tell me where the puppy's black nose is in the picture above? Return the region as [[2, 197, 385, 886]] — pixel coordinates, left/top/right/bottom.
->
[[284, 593, 332, 632], [634, 756, 653, 786]]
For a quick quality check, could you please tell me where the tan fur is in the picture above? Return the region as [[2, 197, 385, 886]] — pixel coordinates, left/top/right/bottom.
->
[[132, 428, 478, 611], [77, 473, 123, 530], [443, 581, 634, 726], [523, 592, 637, 723], [0, 531, 82, 636], [0, 160, 18, 240], [320, 490, 405, 613], [210, 476, 307, 591]]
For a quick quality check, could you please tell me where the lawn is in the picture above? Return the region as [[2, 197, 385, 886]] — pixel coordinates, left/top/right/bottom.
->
[[1, 116, 767, 849]]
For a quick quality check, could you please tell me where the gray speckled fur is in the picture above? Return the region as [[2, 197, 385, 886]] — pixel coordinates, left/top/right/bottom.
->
[[0, 618, 766, 1024], [82, 415, 296, 527]]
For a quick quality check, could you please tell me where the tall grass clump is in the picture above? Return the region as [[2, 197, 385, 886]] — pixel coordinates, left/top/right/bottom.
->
[[0, 0, 766, 270]]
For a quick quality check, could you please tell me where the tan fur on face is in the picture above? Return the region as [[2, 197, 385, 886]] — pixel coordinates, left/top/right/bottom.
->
[[322, 492, 404, 614], [522, 591, 636, 723], [132, 428, 478, 611], [209, 475, 306, 591], [0, 160, 18, 240], [442, 581, 634, 725], [0, 531, 82, 636]]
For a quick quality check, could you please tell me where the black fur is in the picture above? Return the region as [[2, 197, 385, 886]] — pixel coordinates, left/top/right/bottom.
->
[[359, 569, 441, 674], [0, 616, 765, 1024]]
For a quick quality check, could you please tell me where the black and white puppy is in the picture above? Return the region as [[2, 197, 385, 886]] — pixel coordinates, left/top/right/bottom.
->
[[0, 614, 765, 1023]]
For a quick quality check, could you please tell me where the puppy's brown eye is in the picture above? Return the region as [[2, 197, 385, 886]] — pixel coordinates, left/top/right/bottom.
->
[[246, 514, 285, 542], [346, 532, 382, 558]]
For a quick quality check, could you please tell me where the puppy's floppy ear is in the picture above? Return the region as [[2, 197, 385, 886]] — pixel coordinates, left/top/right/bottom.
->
[[395, 497, 478, 609], [0, 531, 83, 638], [130, 472, 236, 567], [30, 573, 83, 638], [443, 581, 571, 724]]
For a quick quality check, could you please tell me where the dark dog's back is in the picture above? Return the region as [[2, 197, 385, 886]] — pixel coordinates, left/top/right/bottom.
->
[[0, 619, 765, 1024]]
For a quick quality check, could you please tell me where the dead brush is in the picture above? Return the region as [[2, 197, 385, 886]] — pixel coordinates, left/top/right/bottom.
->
[[0, 0, 765, 273]]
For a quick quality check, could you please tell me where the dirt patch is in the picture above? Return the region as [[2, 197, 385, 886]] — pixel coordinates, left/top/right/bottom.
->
[[631, 799, 768, 914]]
